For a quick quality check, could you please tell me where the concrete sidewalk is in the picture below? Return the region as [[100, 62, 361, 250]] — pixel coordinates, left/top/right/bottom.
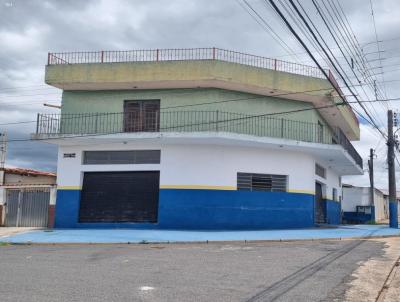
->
[[0, 227, 42, 238], [1, 224, 400, 244]]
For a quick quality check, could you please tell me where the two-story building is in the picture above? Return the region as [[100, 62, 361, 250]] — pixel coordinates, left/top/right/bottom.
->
[[35, 48, 363, 229]]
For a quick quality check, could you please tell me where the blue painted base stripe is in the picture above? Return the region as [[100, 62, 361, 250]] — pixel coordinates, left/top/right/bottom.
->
[[325, 199, 341, 225], [54, 189, 323, 230], [389, 202, 398, 228]]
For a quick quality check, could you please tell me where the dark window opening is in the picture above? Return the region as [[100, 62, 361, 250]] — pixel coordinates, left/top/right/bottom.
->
[[315, 163, 326, 179]]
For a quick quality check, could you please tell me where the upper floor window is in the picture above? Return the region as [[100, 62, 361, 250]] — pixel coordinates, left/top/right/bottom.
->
[[237, 172, 287, 192], [124, 100, 160, 132]]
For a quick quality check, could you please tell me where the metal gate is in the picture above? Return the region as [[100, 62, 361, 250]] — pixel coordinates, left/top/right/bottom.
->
[[5, 188, 50, 227], [79, 171, 160, 223]]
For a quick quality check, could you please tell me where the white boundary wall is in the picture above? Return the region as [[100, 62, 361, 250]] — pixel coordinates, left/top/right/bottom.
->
[[342, 186, 388, 221]]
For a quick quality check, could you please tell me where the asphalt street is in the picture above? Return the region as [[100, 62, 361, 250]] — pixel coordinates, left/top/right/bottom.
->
[[0, 239, 389, 302]]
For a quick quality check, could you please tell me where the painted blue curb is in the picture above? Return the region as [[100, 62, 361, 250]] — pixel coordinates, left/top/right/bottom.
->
[[1, 225, 399, 244]]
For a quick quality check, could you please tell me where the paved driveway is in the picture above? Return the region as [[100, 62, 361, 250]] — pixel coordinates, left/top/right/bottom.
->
[[0, 238, 399, 301]]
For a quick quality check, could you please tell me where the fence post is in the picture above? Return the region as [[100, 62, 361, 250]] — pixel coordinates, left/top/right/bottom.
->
[[101, 51, 104, 63], [212, 47, 216, 60], [281, 119, 284, 138], [16, 189, 23, 227], [36, 113, 40, 134], [95, 114, 99, 134], [156, 49, 160, 61], [216, 110, 219, 132], [274, 59, 277, 70], [155, 110, 159, 131], [47, 52, 51, 65]]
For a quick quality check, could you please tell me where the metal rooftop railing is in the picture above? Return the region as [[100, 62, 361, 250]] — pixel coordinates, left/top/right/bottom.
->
[[47, 47, 327, 79]]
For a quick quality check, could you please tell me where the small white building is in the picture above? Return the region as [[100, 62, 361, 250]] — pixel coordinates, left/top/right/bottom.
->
[[0, 167, 57, 227], [342, 184, 388, 223]]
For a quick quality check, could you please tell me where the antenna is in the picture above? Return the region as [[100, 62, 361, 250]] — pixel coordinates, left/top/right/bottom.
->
[[0, 132, 6, 169]]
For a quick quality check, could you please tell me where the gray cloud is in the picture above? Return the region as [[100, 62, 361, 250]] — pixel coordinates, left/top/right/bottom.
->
[[0, 0, 399, 187]]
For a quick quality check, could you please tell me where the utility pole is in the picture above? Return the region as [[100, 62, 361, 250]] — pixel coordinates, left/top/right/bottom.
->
[[0, 132, 6, 169], [387, 110, 398, 228], [0, 133, 6, 188], [368, 148, 375, 207]]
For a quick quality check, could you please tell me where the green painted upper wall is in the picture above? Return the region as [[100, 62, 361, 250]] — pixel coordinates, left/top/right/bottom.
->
[[60, 87, 335, 143], [62, 88, 321, 123]]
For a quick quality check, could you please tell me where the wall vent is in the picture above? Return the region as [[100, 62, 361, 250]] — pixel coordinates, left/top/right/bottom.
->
[[237, 172, 287, 192], [83, 150, 160, 165], [315, 163, 326, 179]]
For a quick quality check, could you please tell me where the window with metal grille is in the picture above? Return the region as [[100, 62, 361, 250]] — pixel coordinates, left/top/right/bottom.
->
[[237, 173, 287, 192], [83, 150, 160, 165], [124, 100, 160, 132], [315, 163, 326, 179]]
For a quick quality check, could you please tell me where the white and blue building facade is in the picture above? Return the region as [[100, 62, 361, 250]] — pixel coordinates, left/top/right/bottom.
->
[[36, 48, 363, 229]]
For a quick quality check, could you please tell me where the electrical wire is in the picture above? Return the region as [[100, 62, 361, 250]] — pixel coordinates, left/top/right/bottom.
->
[[369, 0, 389, 100], [236, 0, 301, 62], [309, 0, 386, 126], [271, 0, 386, 139], [5, 97, 400, 144], [0, 86, 356, 126]]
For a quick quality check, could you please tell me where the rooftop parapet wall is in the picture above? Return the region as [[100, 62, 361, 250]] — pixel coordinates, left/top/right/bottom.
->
[[47, 48, 326, 78], [45, 48, 360, 140]]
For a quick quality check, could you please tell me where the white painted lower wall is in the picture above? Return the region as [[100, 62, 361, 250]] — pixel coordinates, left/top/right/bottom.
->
[[57, 141, 341, 199]]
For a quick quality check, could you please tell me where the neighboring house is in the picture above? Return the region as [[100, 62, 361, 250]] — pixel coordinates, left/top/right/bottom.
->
[[34, 48, 362, 229], [342, 184, 388, 223], [0, 167, 57, 227], [379, 189, 400, 220]]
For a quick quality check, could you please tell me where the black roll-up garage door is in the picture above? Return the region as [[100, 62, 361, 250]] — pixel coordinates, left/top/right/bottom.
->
[[79, 171, 160, 223]]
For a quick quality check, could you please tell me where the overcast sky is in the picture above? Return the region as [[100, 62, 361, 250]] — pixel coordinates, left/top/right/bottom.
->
[[1, 0, 400, 189]]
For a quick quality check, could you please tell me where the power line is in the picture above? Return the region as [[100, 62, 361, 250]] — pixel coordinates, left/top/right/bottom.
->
[[271, 0, 385, 139], [0, 83, 360, 122], [314, 0, 386, 105], [323, 0, 388, 103], [369, 0, 389, 100], [0, 93, 61, 105], [309, 0, 386, 126], [0, 84, 51, 91], [236, 0, 301, 62], [5, 97, 400, 144], [0, 120, 37, 126], [0, 86, 354, 126]]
